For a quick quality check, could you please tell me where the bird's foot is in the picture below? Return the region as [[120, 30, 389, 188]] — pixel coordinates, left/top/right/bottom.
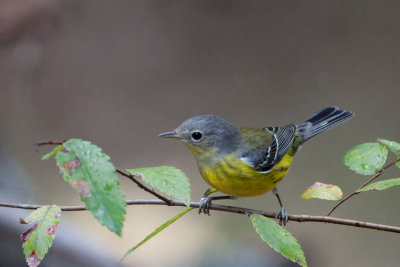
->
[[198, 195, 237, 215], [199, 197, 212, 215], [275, 207, 288, 226]]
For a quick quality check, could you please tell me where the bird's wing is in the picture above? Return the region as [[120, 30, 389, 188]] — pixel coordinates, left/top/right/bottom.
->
[[239, 124, 296, 173]]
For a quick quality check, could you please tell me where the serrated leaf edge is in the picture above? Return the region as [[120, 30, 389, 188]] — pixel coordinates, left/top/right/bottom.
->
[[250, 214, 307, 267]]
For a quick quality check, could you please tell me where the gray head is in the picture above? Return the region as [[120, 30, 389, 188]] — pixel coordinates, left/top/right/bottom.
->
[[159, 115, 242, 155]]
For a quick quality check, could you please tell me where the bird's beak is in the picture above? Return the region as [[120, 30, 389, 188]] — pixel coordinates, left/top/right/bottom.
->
[[158, 130, 179, 138]]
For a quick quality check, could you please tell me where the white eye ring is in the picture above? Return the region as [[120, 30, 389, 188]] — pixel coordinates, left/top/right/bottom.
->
[[191, 131, 203, 141]]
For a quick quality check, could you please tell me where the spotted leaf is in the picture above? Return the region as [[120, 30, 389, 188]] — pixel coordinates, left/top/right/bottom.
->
[[55, 139, 126, 236], [20, 205, 61, 267]]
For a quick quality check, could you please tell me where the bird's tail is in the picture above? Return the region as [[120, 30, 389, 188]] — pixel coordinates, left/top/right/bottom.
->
[[297, 106, 354, 143]]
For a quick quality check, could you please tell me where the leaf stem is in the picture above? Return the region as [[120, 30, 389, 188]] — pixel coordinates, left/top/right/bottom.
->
[[116, 169, 173, 205], [1, 199, 399, 233]]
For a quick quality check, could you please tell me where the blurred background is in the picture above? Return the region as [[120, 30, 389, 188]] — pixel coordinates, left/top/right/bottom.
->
[[1, 0, 399, 266]]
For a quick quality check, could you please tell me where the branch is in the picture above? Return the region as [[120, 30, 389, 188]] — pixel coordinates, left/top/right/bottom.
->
[[327, 157, 400, 216], [31, 140, 400, 233], [1, 199, 399, 233]]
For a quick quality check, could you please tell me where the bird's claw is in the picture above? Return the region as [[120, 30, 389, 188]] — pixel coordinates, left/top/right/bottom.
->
[[275, 207, 288, 226], [199, 197, 212, 215]]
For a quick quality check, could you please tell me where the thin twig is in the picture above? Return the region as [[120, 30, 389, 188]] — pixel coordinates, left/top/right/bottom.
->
[[34, 140, 65, 151], [1, 199, 399, 233], [115, 169, 173, 205], [327, 157, 400, 216]]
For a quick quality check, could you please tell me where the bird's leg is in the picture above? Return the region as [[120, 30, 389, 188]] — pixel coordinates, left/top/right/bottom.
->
[[273, 187, 288, 226], [199, 188, 237, 215]]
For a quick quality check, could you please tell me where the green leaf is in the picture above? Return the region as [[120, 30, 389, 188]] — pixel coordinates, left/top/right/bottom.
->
[[56, 139, 126, 236], [250, 214, 307, 267], [121, 207, 193, 262], [127, 166, 191, 206], [357, 178, 400, 192], [377, 138, 400, 156], [377, 138, 400, 168], [301, 182, 342, 200], [41, 145, 64, 160], [21, 205, 61, 267], [344, 142, 388, 175]]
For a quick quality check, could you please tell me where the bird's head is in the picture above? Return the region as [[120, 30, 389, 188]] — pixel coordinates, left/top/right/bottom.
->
[[159, 115, 241, 156]]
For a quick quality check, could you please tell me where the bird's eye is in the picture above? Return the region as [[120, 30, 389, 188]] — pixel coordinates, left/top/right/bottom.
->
[[191, 131, 203, 141]]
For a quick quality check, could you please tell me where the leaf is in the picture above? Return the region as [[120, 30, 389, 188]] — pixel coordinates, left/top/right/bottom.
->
[[357, 178, 400, 192], [121, 207, 193, 262], [56, 139, 126, 236], [127, 166, 191, 206], [377, 138, 400, 156], [250, 214, 307, 267], [377, 138, 400, 168], [20, 205, 61, 267], [344, 142, 388, 175], [41, 145, 64, 160], [301, 182, 342, 200]]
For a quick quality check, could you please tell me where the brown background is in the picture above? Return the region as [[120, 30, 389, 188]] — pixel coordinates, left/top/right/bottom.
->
[[1, 1, 399, 266]]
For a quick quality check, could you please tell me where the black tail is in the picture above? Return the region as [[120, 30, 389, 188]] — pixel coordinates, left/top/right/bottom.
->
[[297, 107, 354, 143]]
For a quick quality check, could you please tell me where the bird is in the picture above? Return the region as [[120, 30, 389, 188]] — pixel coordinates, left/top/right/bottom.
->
[[159, 106, 354, 225]]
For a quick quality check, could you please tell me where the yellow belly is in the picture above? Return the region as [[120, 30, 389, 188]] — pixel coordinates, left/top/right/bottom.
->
[[198, 153, 294, 197]]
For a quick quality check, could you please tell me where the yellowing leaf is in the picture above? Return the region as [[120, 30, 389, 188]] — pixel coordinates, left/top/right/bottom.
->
[[301, 182, 343, 200]]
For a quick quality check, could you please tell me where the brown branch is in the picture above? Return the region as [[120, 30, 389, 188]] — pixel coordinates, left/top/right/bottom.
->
[[30, 140, 400, 233], [0, 199, 399, 233], [35, 140, 64, 146], [327, 157, 400, 216]]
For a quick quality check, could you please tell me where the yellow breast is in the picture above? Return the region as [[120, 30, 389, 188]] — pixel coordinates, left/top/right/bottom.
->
[[198, 153, 294, 197]]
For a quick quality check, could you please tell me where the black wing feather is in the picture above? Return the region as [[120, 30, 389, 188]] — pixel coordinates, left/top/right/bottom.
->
[[256, 124, 296, 172]]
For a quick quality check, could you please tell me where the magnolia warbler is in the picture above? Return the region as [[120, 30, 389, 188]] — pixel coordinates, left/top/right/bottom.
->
[[159, 107, 353, 224]]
